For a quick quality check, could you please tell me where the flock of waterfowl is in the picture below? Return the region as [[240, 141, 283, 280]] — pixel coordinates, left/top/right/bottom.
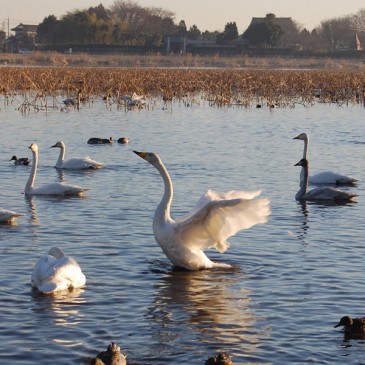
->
[[1, 129, 361, 363]]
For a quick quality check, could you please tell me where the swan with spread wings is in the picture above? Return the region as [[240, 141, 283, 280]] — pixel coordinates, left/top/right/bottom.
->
[[134, 151, 270, 270]]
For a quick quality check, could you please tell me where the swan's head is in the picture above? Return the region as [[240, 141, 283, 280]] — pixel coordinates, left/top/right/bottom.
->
[[294, 158, 308, 168], [48, 247, 65, 259], [134, 151, 161, 166], [51, 141, 64, 149], [293, 133, 308, 141], [29, 143, 38, 153]]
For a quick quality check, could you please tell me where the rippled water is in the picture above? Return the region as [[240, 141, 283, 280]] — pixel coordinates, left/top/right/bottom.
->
[[1, 97, 365, 364]]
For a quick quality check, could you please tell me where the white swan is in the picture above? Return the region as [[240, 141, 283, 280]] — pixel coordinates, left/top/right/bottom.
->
[[134, 151, 271, 270], [0, 209, 24, 223], [25, 143, 88, 196], [10, 155, 31, 165], [294, 158, 357, 202], [51, 141, 104, 169], [31, 247, 86, 294], [294, 133, 358, 185]]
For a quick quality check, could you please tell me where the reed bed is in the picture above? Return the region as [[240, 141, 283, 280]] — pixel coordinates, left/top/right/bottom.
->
[[1, 67, 365, 110]]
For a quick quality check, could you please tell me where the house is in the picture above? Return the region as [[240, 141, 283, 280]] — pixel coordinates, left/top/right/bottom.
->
[[11, 23, 38, 38], [7, 23, 38, 52]]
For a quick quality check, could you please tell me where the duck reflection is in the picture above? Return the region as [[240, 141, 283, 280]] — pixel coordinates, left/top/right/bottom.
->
[[146, 266, 265, 357]]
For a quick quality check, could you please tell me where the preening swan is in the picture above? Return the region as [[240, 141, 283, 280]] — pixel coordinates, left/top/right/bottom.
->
[[25, 143, 88, 196], [293, 132, 358, 185], [0, 209, 24, 223], [87, 137, 113, 144], [31, 247, 86, 294], [10, 155, 31, 165], [294, 158, 357, 202], [134, 151, 271, 271], [51, 141, 104, 169]]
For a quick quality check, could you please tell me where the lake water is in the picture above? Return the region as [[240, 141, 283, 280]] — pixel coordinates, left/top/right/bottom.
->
[[0, 95, 365, 364]]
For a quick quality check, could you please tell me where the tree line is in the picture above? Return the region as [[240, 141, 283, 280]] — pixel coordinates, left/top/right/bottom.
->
[[12, 1, 365, 52]]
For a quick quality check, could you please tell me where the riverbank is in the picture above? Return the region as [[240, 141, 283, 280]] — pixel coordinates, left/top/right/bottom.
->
[[1, 52, 365, 70]]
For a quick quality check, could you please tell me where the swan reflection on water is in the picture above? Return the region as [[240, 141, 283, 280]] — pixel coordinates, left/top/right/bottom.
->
[[146, 264, 267, 361], [31, 286, 87, 328]]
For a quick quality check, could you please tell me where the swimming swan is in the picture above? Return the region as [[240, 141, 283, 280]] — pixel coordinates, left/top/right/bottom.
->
[[10, 155, 31, 165], [134, 151, 271, 270], [0, 209, 24, 223], [294, 158, 357, 202], [293, 132, 358, 185], [25, 143, 88, 196], [31, 247, 86, 294], [51, 141, 104, 169]]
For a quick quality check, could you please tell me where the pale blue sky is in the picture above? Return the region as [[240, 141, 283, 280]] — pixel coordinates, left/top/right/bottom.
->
[[1, 0, 365, 33]]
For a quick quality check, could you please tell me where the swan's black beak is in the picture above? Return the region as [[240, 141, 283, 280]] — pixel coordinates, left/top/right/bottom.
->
[[293, 135, 301, 140], [50, 144, 57, 148]]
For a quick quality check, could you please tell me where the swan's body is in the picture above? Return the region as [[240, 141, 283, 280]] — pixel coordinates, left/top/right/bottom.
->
[[51, 141, 104, 169], [10, 155, 30, 165], [31, 247, 86, 294], [0, 209, 24, 223], [294, 133, 358, 185], [87, 137, 113, 145], [134, 151, 271, 271], [294, 158, 357, 202], [25, 143, 88, 196]]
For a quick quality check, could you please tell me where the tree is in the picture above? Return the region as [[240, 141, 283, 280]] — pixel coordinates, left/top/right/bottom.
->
[[177, 20, 187, 36], [217, 22, 238, 44], [317, 16, 353, 52], [37, 15, 59, 44], [188, 25, 201, 40]]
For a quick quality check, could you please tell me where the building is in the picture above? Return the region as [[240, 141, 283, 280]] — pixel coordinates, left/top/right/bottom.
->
[[6, 23, 38, 53]]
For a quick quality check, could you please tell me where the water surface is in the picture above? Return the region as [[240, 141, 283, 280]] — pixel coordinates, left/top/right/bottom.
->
[[0, 98, 364, 364]]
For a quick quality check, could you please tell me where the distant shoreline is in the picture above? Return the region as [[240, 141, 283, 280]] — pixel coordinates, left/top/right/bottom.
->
[[1, 52, 365, 70]]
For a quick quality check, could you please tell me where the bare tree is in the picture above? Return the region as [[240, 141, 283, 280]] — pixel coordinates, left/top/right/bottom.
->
[[317, 16, 353, 52]]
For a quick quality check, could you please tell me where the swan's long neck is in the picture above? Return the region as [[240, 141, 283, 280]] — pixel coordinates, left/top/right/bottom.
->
[[153, 160, 173, 227], [302, 136, 308, 159], [300, 136, 309, 185], [56, 144, 65, 167], [296, 161, 309, 200], [25, 148, 38, 192]]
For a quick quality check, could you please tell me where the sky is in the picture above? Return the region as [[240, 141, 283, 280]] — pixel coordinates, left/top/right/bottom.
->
[[1, 0, 365, 34]]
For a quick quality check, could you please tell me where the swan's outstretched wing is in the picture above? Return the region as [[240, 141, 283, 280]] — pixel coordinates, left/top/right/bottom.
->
[[176, 189, 263, 222], [174, 190, 270, 253]]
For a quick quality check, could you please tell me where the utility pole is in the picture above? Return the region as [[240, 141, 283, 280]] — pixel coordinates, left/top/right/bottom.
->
[[7, 18, 9, 38]]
